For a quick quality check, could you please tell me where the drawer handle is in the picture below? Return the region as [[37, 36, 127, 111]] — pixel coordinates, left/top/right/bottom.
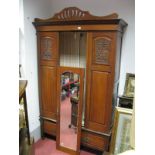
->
[[82, 137, 89, 143]]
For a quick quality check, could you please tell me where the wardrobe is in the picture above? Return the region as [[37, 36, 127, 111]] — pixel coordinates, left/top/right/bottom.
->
[[33, 7, 127, 152]]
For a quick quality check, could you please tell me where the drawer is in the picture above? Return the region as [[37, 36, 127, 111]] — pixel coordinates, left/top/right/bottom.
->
[[81, 131, 109, 151], [43, 121, 56, 136]]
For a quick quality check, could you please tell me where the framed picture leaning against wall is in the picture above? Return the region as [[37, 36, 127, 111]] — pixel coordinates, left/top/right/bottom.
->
[[110, 107, 133, 155], [123, 73, 135, 97]]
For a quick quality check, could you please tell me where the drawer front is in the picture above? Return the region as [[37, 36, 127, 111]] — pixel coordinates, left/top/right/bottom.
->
[[43, 121, 56, 136], [81, 131, 109, 151]]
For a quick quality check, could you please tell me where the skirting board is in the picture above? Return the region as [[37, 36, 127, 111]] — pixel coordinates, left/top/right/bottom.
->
[[30, 126, 41, 142]]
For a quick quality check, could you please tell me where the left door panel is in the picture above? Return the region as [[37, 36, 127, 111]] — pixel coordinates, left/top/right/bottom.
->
[[40, 66, 57, 120], [37, 32, 59, 136]]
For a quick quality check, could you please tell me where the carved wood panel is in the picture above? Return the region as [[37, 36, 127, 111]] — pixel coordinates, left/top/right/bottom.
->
[[93, 37, 111, 65], [55, 7, 86, 20], [41, 37, 52, 60], [35, 7, 118, 22], [39, 32, 58, 66]]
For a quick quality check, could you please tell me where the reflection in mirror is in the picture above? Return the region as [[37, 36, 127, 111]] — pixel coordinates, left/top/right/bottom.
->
[[60, 72, 80, 151], [59, 32, 87, 130]]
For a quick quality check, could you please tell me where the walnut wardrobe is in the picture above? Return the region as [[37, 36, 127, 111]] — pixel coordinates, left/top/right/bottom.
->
[[33, 7, 127, 152]]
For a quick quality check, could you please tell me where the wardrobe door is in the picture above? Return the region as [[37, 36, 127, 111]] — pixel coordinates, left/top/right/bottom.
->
[[37, 32, 59, 136], [85, 32, 116, 133]]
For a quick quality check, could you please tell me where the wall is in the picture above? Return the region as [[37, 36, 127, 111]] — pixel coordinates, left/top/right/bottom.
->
[[49, 0, 135, 95], [22, 0, 52, 141]]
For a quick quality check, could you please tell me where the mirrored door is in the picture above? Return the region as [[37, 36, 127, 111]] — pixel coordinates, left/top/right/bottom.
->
[[56, 67, 84, 155]]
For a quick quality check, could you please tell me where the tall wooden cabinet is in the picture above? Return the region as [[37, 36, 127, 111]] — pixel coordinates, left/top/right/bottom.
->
[[33, 7, 127, 151]]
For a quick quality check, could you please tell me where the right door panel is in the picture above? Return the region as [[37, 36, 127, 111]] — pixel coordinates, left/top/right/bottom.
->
[[85, 32, 116, 133], [90, 71, 110, 125], [86, 70, 112, 133]]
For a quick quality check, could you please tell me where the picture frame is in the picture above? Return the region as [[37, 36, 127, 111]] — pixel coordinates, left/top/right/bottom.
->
[[123, 73, 135, 97], [110, 107, 133, 155]]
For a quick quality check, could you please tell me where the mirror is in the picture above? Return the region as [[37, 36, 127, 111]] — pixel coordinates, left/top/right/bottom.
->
[[57, 67, 84, 155]]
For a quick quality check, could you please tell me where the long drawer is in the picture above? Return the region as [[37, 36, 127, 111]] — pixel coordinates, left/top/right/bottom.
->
[[81, 131, 110, 151]]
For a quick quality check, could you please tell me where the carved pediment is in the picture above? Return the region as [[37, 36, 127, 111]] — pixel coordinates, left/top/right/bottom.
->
[[35, 7, 118, 22]]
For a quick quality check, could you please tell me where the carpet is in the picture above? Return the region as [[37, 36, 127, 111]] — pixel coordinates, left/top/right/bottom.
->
[[34, 138, 95, 155]]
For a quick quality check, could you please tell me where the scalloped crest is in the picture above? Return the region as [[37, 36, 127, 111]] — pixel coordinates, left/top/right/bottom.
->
[[35, 7, 118, 22]]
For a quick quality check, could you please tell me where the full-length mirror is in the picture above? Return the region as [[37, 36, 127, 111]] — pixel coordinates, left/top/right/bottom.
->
[[59, 32, 87, 128], [57, 67, 84, 155]]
